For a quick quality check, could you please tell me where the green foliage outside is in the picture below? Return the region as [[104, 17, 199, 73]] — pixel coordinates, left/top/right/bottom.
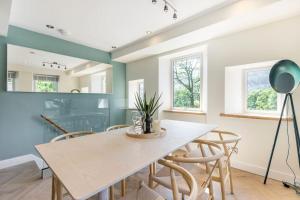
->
[[173, 56, 201, 109], [174, 89, 200, 108], [35, 81, 57, 92], [247, 88, 277, 111]]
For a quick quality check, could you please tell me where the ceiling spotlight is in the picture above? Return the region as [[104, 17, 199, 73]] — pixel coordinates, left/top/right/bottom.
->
[[173, 12, 177, 20], [50, 64, 53, 67], [146, 31, 152, 35], [152, 0, 157, 4], [58, 65, 60, 69], [112, 46, 117, 49], [57, 28, 71, 36], [64, 66, 67, 70], [46, 24, 54, 29], [42, 63, 45, 67], [164, 4, 168, 12], [29, 51, 35, 54]]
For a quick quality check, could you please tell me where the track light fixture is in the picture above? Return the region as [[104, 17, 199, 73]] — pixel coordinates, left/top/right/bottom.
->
[[164, 3, 168, 12], [42, 62, 67, 70], [152, 0, 178, 20], [173, 12, 177, 20]]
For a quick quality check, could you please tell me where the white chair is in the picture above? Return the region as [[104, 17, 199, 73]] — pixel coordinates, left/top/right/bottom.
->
[[50, 131, 95, 200]]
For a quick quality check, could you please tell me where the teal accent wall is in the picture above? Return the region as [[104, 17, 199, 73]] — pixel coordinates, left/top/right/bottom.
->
[[0, 26, 126, 160]]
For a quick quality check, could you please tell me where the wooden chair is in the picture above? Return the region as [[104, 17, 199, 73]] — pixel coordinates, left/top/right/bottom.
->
[[118, 181, 164, 200], [198, 130, 241, 200], [120, 159, 198, 200], [159, 140, 224, 200], [50, 131, 95, 200], [106, 124, 130, 199], [106, 124, 129, 131]]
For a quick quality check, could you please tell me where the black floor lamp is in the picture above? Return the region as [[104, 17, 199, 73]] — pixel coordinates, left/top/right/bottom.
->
[[264, 60, 300, 191]]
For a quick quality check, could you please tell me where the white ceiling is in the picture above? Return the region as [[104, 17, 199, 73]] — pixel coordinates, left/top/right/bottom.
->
[[0, 0, 12, 36], [112, 0, 300, 63], [9, 0, 232, 52], [8, 44, 89, 71]]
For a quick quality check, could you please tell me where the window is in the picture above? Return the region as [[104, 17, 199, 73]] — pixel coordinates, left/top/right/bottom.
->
[[128, 79, 144, 108], [245, 68, 281, 113], [91, 71, 106, 93], [224, 60, 283, 116], [7, 71, 17, 91], [172, 54, 202, 110], [33, 74, 59, 92]]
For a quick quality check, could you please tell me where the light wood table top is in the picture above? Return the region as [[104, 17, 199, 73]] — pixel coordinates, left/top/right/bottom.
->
[[35, 120, 217, 200]]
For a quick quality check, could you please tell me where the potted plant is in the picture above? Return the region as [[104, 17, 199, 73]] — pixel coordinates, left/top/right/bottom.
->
[[135, 92, 162, 133]]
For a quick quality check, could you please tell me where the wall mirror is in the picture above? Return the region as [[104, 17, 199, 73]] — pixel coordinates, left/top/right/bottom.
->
[[7, 44, 113, 94]]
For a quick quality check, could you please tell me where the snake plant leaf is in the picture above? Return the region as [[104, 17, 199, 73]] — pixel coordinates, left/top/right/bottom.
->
[[135, 92, 163, 117], [150, 102, 163, 116]]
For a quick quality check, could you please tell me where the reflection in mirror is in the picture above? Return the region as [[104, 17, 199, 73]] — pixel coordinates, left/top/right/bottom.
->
[[7, 44, 113, 94]]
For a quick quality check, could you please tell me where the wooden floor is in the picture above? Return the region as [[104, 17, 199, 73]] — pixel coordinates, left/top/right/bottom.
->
[[0, 161, 299, 200]]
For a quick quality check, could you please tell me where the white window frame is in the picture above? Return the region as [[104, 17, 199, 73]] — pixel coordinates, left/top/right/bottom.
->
[[243, 66, 283, 115], [171, 53, 203, 111], [33, 74, 59, 93], [7, 77, 15, 91], [7, 71, 17, 92]]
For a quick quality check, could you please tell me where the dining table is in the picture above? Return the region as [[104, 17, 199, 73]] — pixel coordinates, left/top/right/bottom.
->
[[35, 119, 217, 200]]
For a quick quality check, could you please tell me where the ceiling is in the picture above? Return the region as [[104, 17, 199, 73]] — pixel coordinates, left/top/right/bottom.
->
[[112, 0, 300, 63], [0, 0, 12, 36], [8, 0, 232, 52], [8, 44, 112, 76], [8, 44, 89, 71]]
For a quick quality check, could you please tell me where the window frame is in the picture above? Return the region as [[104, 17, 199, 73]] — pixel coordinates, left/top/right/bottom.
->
[[170, 53, 203, 112], [243, 66, 283, 115], [7, 77, 15, 91], [33, 74, 59, 93], [7, 71, 17, 92]]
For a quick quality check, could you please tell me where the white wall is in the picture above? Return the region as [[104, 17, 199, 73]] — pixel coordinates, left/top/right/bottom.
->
[[126, 15, 300, 181]]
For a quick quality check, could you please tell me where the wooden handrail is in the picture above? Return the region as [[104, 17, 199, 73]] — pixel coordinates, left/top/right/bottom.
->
[[40, 114, 68, 134]]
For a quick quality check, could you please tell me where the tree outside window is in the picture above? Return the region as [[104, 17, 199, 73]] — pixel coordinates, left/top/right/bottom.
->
[[172, 54, 201, 110], [33, 74, 59, 92], [246, 68, 278, 112]]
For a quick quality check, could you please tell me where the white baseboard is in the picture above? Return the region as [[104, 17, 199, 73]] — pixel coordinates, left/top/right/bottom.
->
[[0, 154, 45, 170], [231, 159, 299, 183]]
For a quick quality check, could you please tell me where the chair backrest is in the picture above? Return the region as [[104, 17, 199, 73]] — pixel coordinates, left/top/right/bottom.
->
[[150, 159, 198, 200], [50, 131, 95, 143], [165, 140, 224, 193], [106, 124, 129, 132], [204, 130, 241, 159]]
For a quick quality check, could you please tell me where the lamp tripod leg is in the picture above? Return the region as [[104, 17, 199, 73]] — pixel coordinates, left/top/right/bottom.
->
[[264, 94, 289, 184], [288, 94, 300, 167]]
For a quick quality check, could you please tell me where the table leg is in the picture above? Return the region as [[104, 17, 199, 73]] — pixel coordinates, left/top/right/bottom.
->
[[98, 188, 109, 200], [149, 164, 154, 188], [56, 178, 63, 200], [109, 186, 115, 200], [121, 179, 126, 196]]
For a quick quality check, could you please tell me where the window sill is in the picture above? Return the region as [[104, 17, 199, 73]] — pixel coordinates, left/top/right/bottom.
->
[[164, 109, 206, 115], [125, 108, 138, 110], [220, 113, 292, 121]]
